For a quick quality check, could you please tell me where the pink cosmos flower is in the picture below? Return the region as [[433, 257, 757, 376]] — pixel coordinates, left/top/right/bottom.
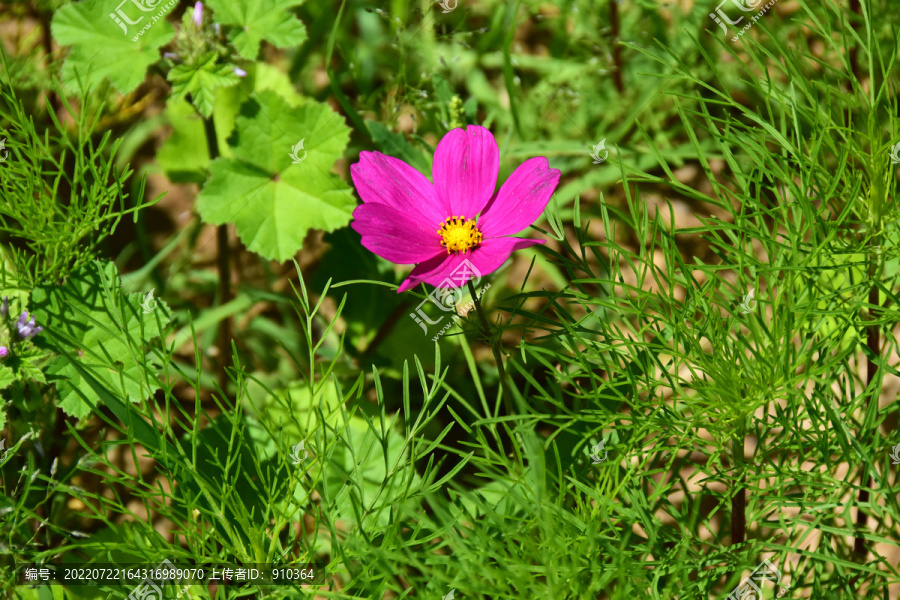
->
[[351, 125, 561, 293]]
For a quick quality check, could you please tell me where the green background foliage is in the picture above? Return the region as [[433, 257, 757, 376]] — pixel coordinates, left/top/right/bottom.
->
[[0, 0, 899, 598]]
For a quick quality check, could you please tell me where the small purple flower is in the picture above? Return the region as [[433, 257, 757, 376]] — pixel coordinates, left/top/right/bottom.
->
[[0, 346, 8, 358], [214, 23, 220, 36], [233, 67, 247, 77], [16, 311, 41, 340], [192, 1, 203, 27], [0, 296, 7, 317], [163, 52, 179, 60]]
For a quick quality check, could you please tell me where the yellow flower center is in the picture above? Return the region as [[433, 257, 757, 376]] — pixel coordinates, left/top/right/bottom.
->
[[437, 215, 483, 254]]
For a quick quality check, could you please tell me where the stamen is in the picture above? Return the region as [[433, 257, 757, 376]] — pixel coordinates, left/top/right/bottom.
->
[[437, 215, 483, 254]]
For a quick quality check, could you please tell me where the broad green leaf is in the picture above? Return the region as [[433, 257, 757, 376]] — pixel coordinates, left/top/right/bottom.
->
[[242, 62, 305, 107], [196, 90, 354, 261], [15, 355, 47, 385], [206, 0, 308, 59], [244, 380, 422, 530], [158, 63, 304, 183], [51, 0, 175, 94], [167, 52, 240, 117], [321, 413, 422, 530], [212, 61, 305, 131], [0, 365, 14, 393], [30, 261, 172, 419], [245, 379, 344, 455]]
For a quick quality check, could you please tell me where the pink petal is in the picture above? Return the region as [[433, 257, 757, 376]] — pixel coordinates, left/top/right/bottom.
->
[[478, 157, 560, 237], [351, 151, 448, 226], [352, 203, 443, 264], [396, 237, 544, 293], [397, 253, 464, 293], [432, 125, 499, 219], [466, 237, 544, 277]]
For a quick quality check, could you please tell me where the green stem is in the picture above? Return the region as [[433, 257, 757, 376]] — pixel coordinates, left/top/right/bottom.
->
[[466, 279, 512, 416]]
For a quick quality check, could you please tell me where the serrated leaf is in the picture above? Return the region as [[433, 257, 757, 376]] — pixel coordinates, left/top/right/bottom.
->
[[30, 261, 172, 419], [0, 365, 14, 392], [244, 379, 423, 529], [196, 91, 354, 261], [226, 90, 348, 172], [52, 0, 175, 94], [324, 413, 422, 529], [167, 52, 239, 117], [158, 63, 304, 183], [16, 356, 47, 385], [206, 0, 307, 59]]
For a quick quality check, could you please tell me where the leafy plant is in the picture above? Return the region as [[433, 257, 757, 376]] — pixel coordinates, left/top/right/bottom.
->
[[31, 260, 172, 419], [4, 0, 900, 599], [51, 0, 176, 93], [0, 82, 152, 288], [196, 90, 355, 260]]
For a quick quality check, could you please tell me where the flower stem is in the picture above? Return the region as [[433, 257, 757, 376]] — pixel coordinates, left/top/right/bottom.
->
[[466, 279, 513, 416]]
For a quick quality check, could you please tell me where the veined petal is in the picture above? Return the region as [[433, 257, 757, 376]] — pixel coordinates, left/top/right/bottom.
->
[[352, 203, 443, 264], [351, 151, 447, 225], [479, 157, 560, 237], [432, 125, 499, 219]]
